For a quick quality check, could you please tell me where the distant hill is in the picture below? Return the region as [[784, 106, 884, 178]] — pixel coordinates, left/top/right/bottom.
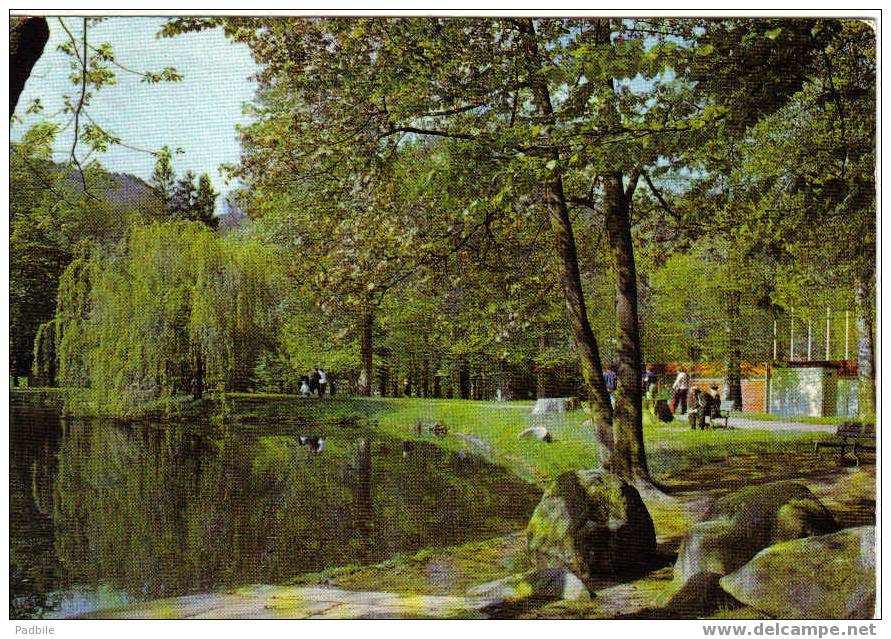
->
[[10, 149, 252, 229], [99, 170, 161, 210], [11, 148, 162, 215], [59, 166, 161, 214]]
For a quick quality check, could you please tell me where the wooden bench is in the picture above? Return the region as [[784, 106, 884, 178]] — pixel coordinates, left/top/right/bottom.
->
[[814, 421, 876, 466]]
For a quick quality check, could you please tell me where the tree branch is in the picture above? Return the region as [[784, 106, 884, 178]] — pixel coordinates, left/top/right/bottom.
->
[[70, 18, 91, 196], [384, 125, 476, 141], [625, 166, 643, 202], [420, 101, 486, 118], [642, 171, 674, 216]]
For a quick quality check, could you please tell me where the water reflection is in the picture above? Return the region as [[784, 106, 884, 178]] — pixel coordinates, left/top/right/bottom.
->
[[9, 406, 541, 618]]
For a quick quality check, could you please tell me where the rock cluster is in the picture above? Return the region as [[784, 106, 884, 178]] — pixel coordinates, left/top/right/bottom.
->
[[672, 481, 874, 619]]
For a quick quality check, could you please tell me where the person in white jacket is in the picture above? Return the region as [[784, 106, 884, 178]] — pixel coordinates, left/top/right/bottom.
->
[[671, 367, 691, 414], [318, 369, 328, 397]]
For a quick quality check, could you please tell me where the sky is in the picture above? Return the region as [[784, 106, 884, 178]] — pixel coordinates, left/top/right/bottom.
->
[[11, 17, 259, 212]]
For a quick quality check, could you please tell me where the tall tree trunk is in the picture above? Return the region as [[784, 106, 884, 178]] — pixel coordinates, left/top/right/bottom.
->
[[603, 174, 649, 480], [378, 359, 389, 397], [518, 19, 615, 472], [421, 355, 430, 398], [725, 290, 743, 410], [10, 17, 49, 117], [458, 362, 470, 400], [536, 333, 549, 398], [357, 305, 374, 397], [855, 271, 875, 416], [192, 347, 204, 400]]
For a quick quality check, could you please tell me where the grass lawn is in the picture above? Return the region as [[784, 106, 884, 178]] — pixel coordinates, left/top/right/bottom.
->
[[219, 394, 835, 487]]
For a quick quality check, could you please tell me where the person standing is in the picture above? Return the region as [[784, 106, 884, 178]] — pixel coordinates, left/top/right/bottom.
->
[[603, 365, 618, 405], [671, 367, 690, 414], [318, 368, 328, 397], [688, 388, 702, 429], [708, 384, 722, 419], [641, 364, 658, 400], [310, 368, 320, 396], [300, 376, 310, 397]]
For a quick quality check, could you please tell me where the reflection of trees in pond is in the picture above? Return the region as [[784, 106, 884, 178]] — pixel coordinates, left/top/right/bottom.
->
[[355, 438, 373, 533], [10, 408, 61, 618], [19, 412, 541, 605]]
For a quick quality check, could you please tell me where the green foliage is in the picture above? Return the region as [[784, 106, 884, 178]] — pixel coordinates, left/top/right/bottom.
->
[[52, 222, 291, 413], [194, 173, 218, 227], [11, 143, 157, 380], [16, 18, 875, 410], [166, 170, 218, 227], [151, 145, 176, 209]]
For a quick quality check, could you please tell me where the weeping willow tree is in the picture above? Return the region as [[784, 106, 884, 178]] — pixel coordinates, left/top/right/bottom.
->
[[36, 221, 290, 414]]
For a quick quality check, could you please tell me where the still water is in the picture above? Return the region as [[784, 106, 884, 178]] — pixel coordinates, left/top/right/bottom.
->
[[10, 405, 541, 619]]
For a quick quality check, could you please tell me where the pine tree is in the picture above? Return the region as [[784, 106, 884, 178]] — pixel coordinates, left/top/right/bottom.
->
[[151, 145, 176, 212], [168, 170, 197, 220], [194, 173, 218, 228]]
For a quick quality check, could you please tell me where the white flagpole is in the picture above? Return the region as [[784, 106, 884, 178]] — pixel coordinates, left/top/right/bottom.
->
[[825, 307, 831, 360]]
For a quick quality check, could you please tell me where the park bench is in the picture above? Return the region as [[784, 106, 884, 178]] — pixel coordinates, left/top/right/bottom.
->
[[712, 400, 733, 429], [814, 421, 876, 466]]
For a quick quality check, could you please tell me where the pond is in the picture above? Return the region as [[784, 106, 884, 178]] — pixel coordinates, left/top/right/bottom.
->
[[9, 405, 542, 619]]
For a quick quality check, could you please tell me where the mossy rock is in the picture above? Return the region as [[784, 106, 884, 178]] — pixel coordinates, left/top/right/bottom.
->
[[526, 469, 656, 588], [675, 481, 839, 585], [720, 526, 875, 619]]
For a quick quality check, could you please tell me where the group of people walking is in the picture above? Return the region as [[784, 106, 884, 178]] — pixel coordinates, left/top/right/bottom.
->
[[300, 368, 333, 397]]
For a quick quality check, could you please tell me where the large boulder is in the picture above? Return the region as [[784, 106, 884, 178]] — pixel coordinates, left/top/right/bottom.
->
[[675, 481, 839, 585], [531, 397, 579, 415], [720, 526, 875, 619], [527, 469, 657, 587]]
